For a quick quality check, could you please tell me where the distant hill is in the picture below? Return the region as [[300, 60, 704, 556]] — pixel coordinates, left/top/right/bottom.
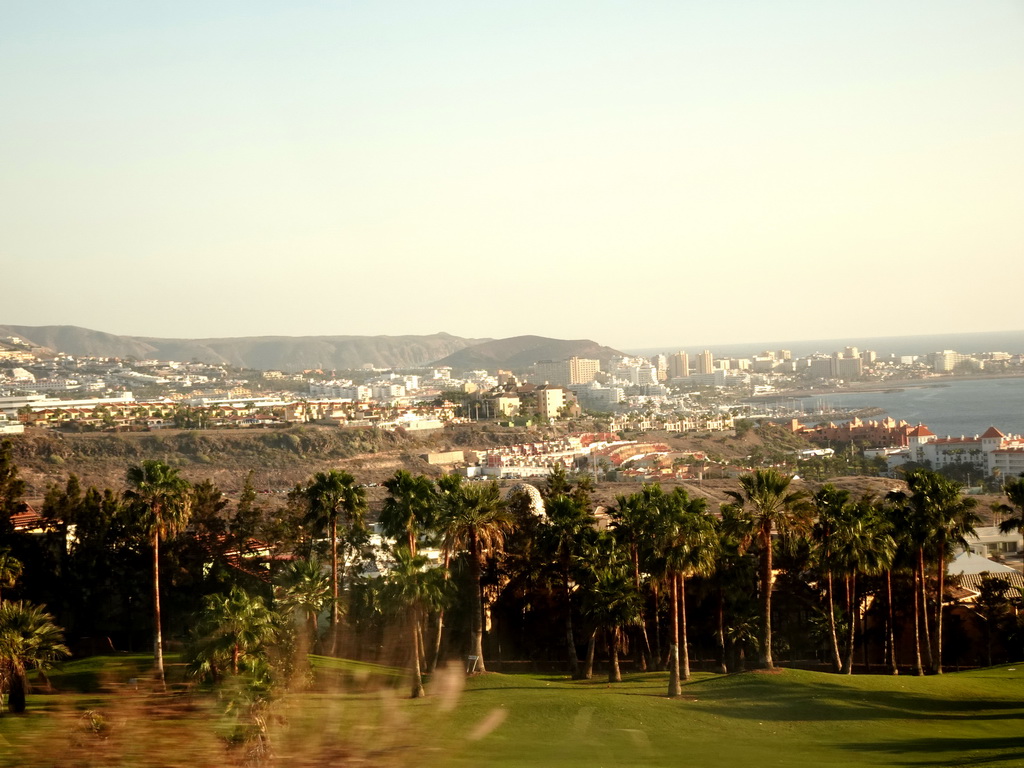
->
[[0, 324, 488, 371], [432, 335, 624, 371]]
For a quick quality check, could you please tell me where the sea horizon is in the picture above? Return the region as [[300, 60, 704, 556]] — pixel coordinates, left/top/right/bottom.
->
[[625, 329, 1024, 360]]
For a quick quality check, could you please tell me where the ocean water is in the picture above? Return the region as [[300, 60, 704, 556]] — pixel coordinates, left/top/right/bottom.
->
[[794, 378, 1024, 437], [629, 329, 1024, 359]]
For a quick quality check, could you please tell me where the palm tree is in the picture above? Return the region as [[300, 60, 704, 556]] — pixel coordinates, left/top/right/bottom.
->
[[296, 470, 366, 654], [886, 481, 932, 675], [872, 496, 904, 675], [997, 475, 1024, 535], [380, 471, 437, 557], [712, 506, 758, 674], [580, 549, 643, 683], [609, 489, 659, 671], [428, 474, 466, 672], [974, 575, 1014, 667], [657, 488, 717, 694], [635, 483, 673, 671], [0, 600, 70, 713], [811, 485, 849, 672], [724, 469, 810, 669], [380, 546, 448, 698], [890, 469, 979, 674], [0, 549, 22, 605], [188, 586, 279, 683], [542, 492, 597, 678], [833, 497, 895, 674], [124, 460, 192, 685], [924, 473, 978, 674], [437, 477, 512, 673], [277, 557, 331, 653]]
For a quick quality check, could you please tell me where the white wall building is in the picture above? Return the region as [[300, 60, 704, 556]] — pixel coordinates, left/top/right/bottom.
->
[[895, 425, 1024, 477], [535, 386, 566, 419]]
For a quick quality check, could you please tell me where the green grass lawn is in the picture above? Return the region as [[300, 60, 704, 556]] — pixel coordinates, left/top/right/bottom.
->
[[428, 666, 1024, 767], [2, 656, 1022, 767]]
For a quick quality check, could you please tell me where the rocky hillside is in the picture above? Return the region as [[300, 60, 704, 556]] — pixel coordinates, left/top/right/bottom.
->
[[6, 423, 557, 505], [0, 324, 487, 371], [431, 335, 624, 371], [1, 324, 634, 373]]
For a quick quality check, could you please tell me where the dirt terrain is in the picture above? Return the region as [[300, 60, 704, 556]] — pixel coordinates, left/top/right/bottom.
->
[[5, 423, 569, 514], [6, 422, 1005, 523], [7, 423, 763, 495]]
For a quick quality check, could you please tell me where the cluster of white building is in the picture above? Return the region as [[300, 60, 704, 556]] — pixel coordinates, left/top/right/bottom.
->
[[526, 346, 1024, 402], [888, 425, 1024, 478], [468, 434, 675, 479], [310, 373, 422, 403], [474, 436, 589, 479], [0, 351, 229, 398]]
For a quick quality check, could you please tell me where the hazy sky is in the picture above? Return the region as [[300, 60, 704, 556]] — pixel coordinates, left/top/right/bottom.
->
[[3, 2, 1022, 349]]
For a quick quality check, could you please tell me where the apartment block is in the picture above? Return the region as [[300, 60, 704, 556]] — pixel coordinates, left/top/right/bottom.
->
[[696, 350, 714, 375], [668, 351, 689, 379]]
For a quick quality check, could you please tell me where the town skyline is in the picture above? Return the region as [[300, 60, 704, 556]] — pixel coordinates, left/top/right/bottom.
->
[[6, 320, 1024, 440]]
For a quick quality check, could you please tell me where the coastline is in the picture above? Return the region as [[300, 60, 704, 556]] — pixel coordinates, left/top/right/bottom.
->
[[750, 372, 1024, 402]]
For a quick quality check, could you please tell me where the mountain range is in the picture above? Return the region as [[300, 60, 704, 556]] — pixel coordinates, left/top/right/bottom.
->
[[0, 324, 624, 373]]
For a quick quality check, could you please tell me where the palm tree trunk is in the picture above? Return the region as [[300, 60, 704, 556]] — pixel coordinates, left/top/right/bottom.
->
[[632, 546, 651, 671], [330, 518, 339, 656], [934, 535, 945, 675], [634, 626, 649, 672], [760, 528, 774, 669], [912, 565, 924, 676], [583, 629, 596, 680], [886, 569, 898, 675], [652, 582, 663, 671], [429, 553, 452, 673], [410, 605, 424, 698], [861, 598, 870, 672], [469, 533, 486, 673], [564, 569, 580, 678], [8, 666, 27, 713], [416, 619, 427, 671], [668, 573, 681, 697], [428, 608, 445, 673], [826, 571, 842, 673], [152, 528, 165, 687], [608, 627, 621, 683], [985, 620, 993, 667], [843, 573, 856, 675], [717, 586, 727, 674], [310, 612, 321, 655], [679, 573, 691, 681], [918, 549, 933, 672]]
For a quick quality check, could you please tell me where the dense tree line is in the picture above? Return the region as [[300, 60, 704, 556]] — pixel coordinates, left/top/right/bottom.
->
[[2, 436, 1024, 716]]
